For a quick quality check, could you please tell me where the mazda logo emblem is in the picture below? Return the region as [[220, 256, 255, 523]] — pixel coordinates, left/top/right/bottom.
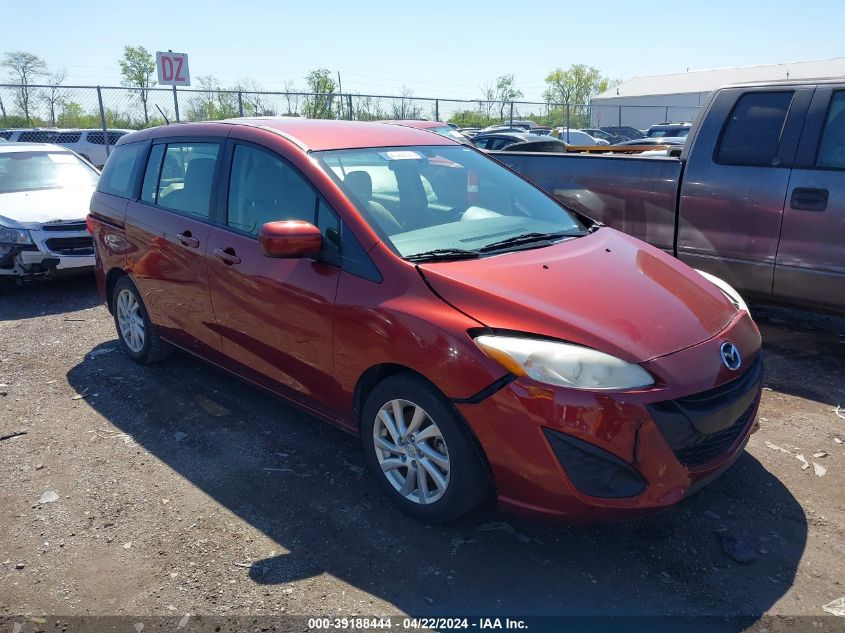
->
[[720, 342, 742, 370]]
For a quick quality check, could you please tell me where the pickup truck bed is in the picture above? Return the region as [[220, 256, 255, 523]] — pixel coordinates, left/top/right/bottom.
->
[[497, 152, 683, 254], [494, 78, 845, 314]]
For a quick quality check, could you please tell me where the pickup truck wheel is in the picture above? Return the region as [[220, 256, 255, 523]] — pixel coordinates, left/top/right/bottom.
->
[[112, 277, 172, 364], [361, 373, 490, 523]]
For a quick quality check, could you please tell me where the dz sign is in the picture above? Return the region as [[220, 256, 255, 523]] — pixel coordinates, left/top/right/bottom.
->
[[156, 51, 190, 86]]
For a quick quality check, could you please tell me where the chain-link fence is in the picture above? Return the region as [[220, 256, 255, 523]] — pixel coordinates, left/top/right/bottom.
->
[[0, 83, 697, 149], [0, 84, 593, 130]]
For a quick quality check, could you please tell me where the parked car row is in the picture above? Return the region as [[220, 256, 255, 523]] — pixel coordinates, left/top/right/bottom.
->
[[0, 127, 131, 168]]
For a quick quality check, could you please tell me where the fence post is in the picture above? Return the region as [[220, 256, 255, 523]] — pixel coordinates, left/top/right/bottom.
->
[[618, 105, 622, 129], [172, 85, 180, 122], [435, 99, 439, 122], [347, 94, 353, 120], [509, 101, 514, 125], [96, 86, 110, 160], [238, 92, 244, 117], [565, 102, 570, 141], [665, 105, 669, 122]]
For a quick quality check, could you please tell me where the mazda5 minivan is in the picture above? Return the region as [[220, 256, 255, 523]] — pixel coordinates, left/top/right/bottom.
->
[[89, 118, 763, 524]]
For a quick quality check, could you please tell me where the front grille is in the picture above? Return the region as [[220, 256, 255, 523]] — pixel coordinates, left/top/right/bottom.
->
[[647, 354, 763, 468], [44, 236, 94, 255], [42, 222, 87, 232], [673, 404, 755, 466]]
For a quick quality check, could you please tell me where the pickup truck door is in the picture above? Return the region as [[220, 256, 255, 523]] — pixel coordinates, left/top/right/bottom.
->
[[677, 87, 812, 299], [774, 86, 845, 311]]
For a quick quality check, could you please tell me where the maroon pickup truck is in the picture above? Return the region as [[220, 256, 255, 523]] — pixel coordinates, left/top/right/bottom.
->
[[496, 79, 845, 313]]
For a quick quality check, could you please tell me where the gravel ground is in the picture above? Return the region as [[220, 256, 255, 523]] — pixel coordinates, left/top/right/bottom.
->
[[1, 276, 844, 632]]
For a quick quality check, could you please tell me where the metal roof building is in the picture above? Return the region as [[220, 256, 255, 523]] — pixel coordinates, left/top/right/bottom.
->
[[590, 57, 845, 130]]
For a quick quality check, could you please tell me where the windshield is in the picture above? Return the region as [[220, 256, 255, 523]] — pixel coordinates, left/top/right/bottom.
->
[[315, 145, 586, 260], [0, 151, 99, 193]]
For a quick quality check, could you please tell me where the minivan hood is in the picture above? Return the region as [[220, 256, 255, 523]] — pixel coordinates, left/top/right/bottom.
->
[[419, 228, 737, 363], [0, 187, 94, 228]]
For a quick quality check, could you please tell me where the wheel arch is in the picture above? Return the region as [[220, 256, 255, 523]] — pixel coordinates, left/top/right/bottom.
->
[[105, 267, 129, 313], [353, 362, 495, 485]]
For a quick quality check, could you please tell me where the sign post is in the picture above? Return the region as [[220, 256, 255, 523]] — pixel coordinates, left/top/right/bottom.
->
[[156, 51, 190, 122]]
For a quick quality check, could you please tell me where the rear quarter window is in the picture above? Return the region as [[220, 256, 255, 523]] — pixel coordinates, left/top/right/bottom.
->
[[97, 142, 145, 198]]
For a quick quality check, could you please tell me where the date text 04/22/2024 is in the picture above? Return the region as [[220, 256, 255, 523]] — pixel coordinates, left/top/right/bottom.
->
[[307, 618, 528, 630]]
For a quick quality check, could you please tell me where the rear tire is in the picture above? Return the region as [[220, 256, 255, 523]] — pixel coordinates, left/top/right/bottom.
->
[[111, 276, 172, 364], [361, 373, 490, 523]]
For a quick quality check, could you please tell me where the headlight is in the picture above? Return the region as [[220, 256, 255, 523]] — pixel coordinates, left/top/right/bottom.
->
[[695, 269, 749, 314], [0, 225, 33, 245], [474, 335, 654, 390]]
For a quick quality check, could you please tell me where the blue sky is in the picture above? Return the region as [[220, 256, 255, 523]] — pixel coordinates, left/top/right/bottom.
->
[[4, 0, 844, 101]]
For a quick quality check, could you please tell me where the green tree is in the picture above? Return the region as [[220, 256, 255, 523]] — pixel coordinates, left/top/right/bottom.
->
[[119, 46, 157, 124], [495, 74, 523, 120], [56, 101, 95, 128], [543, 64, 617, 107], [2, 50, 47, 124], [448, 109, 495, 128], [303, 69, 336, 119]]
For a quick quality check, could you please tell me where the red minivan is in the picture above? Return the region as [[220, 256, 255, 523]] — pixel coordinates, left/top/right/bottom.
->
[[89, 118, 763, 524]]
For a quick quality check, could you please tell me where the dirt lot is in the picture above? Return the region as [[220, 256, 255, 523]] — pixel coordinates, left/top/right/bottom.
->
[[1, 276, 844, 632]]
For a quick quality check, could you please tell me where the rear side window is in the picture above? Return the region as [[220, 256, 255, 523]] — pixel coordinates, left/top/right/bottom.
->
[[716, 91, 793, 167], [18, 131, 58, 143], [816, 90, 845, 170], [226, 144, 316, 234], [56, 132, 82, 143], [488, 137, 512, 150], [0, 131, 13, 140], [155, 142, 220, 220], [97, 142, 144, 198], [87, 132, 105, 145]]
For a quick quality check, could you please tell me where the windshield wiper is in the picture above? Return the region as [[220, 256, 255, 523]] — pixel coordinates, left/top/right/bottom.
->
[[478, 231, 582, 253], [406, 248, 481, 263]]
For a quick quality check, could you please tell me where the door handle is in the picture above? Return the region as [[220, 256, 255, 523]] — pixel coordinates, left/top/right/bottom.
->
[[176, 231, 200, 248], [213, 247, 241, 266], [790, 187, 828, 212]]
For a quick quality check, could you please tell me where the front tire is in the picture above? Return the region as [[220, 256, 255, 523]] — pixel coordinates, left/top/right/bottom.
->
[[112, 276, 172, 364], [361, 373, 490, 523]]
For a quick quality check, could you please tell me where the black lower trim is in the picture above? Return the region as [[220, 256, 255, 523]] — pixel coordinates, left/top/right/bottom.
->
[[544, 429, 647, 499], [451, 374, 515, 405]]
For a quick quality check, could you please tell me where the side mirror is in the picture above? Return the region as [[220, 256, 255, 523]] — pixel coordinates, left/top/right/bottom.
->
[[258, 220, 322, 258]]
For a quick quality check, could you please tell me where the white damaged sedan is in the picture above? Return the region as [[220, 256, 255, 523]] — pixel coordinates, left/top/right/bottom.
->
[[0, 143, 99, 278]]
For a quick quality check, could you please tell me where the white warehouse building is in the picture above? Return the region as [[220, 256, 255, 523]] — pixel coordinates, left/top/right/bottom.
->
[[590, 57, 845, 130]]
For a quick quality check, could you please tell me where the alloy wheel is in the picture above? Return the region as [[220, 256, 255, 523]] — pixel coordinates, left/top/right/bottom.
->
[[116, 288, 145, 353], [373, 399, 451, 504]]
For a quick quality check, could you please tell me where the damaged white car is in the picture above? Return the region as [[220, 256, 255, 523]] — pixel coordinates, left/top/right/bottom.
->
[[0, 143, 99, 278]]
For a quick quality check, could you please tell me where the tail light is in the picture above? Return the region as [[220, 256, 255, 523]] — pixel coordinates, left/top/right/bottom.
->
[[85, 214, 96, 234]]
